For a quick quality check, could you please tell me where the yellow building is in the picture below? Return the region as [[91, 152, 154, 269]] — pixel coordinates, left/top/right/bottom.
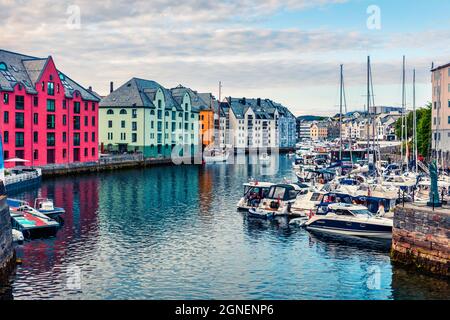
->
[[310, 123, 328, 141]]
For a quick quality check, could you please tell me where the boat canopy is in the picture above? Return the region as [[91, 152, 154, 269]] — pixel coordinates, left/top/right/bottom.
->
[[266, 184, 300, 201]]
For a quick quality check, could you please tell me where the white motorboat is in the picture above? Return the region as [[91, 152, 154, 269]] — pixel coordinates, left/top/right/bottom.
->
[[204, 148, 230, 163], [12, 229, 24, 243], [305, 203, 393, 239], [290, 189, 326, 217], [248, 183, 302, 218], [259, 153, 271, 166], [237, 181, 274, 211]]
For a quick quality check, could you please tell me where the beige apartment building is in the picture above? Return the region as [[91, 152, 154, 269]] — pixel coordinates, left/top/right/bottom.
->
[[431, 62, 450, 167]]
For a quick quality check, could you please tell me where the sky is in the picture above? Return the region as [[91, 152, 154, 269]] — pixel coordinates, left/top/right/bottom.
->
[[1, 0, 449, 116]]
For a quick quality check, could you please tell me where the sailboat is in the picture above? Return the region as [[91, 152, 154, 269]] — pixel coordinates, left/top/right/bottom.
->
[[204, 81, 230, 163]]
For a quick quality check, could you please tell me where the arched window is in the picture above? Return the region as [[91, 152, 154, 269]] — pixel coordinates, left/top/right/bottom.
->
[[0, 62, 6, 71], [150, 110, 155, 115], [120, 109, 127, 115], [178, 112, 183, 117], [107, 109, 114, 115]]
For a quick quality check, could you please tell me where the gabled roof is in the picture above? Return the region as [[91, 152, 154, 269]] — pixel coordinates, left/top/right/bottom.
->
[[0, 49, 99, 101], [100, 77, 159, 107]]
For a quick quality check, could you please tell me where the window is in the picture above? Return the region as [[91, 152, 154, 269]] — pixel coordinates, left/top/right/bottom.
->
[[47, 133, 55, 146], [120, 109, 127, 115], [47, 82, 54, 95], [448, 116, 450, 124], [73, 133, 80, 146], [132, 109, 137, 118], [172, 111, 176, 120], [132, 133, 137, 142], [33, 150, 38, 160], [63, 115, 67, 125], [33, 113, 38, 124], [185, 103, 188, 110], [47, 114, 55, 129], [3, 151, 8, 160], [63, 149, 67, 159], [84, 148, 88, 157], [150, 110, 155, 115], [92, 148, 95, 156], [108, 132, 113, 140], [157, 121, 162, 132], [84, 116, 88, 126], [158, 100, 162, 108], [57, 83, 60, 94], [92, 103, 96, 111], [121, 120, 125, 128], [92, 132, 95, 142], [121, 132, 126, 140], [3, 131, 8, 143], [73, 116, 80, 130], [157, 110, 162, 119], [63, 100, 67, 109], [15, 112, 24, 128], [84, 132, 88, 142], [3, 111, 8, 124], [33, 96, 38, 106], [107, 109, 114, 115], [132, 122, 137, 131], [108, 120, 113, 128], [92, 116, 95, 126], [74, 102, 80, 114], [151, 121, 154, 129], [63, 132, 67, 143], [15, 132, 24, 147], [41, 81, 45, 92], [3, 93, 9, 104], [15, 96, 24, 109], [84, 102, 88, 111], [47, 99, 55, 112]]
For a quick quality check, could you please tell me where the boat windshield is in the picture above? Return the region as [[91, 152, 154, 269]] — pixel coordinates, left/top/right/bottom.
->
[[350, 209, 373, 216]]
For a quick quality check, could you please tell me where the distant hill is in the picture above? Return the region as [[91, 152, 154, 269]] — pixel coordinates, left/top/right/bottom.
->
[[296, 115, 326, 122]]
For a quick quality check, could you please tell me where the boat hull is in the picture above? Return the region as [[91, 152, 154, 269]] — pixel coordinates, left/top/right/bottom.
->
[[306, 218, 392, 239]]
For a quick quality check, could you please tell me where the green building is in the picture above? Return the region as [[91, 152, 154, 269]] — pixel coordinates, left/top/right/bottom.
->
[[99, 78, 200, 158]]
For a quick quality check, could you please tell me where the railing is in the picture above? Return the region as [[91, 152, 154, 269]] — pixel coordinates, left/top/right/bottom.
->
[[5, 170, 41, 185], [99, 154, 144, 164]]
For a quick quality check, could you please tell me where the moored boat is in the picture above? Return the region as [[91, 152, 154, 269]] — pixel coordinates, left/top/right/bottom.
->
[[305, 203, 392, 239], [237, 181, 274, 211]]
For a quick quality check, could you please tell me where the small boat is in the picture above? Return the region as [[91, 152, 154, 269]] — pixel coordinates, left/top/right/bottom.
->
[[10, 205, 60, 239], [249, 183, 302, 218], [204, 148, 230, 163], [305, 203, 392, 239], [237, 181, 274, 211], [34, 198, 65, 219], [7, 198, 65, 220], [12, 229, 24, 244], [259, 153, 271, 165]]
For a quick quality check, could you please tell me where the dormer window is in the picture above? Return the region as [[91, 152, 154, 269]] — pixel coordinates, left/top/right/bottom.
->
[[0, 63, 17, 82], [107, 109, 114, 115]]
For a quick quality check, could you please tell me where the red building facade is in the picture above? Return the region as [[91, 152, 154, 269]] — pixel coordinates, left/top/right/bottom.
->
[[0, 49, 100, 168]]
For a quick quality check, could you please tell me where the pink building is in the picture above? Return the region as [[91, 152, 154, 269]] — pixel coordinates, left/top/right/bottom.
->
[[431, 62, 450, 167], [0, 49, 100, 168]]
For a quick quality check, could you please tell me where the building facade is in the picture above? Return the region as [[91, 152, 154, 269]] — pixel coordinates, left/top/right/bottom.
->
[[431, 63, 450, 164], [99, 78, 200, 158], [0, 49, 100, 168], [310, 122, 327, 141]]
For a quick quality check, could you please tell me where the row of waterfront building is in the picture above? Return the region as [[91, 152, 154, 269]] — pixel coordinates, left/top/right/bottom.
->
[[297, 109, 402, 142], [0, 49, 297, 168]]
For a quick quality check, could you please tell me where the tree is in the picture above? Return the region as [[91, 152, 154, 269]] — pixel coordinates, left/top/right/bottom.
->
[[394, 103, 431, 158]]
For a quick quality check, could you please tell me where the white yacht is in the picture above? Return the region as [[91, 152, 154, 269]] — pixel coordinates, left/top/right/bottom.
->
[[236, 181, 274, 211], [204, 148, 230, 163], [248, 184, 302, 219], [305, 203, 393, 239]]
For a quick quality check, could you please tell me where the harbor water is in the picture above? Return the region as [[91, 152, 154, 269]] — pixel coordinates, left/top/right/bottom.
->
[[3, 155, 450, 299]]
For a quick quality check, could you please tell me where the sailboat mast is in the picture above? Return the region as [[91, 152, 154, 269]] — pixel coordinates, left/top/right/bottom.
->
[[413, 69, 418, 174], [218, 81, 222, 146], [367, 56, 371, 166], [402, 56, 409, 170], [339, 64, 343, 161]]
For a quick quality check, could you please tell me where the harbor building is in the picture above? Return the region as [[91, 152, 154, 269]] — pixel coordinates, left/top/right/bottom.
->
[[0, 49, 100, 168], [99, 78, 200, 158], [431, 62, 450, 167], [310, 122, 328, 141], [219, 97, 296, 149]]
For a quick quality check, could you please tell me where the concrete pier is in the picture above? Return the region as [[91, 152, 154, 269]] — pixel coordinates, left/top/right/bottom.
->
[[0, 195, 15, 288], [392, 203, 449, 277]]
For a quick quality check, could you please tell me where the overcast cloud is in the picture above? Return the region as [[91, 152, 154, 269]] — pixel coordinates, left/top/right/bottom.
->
[[0, 0, 447, 115]]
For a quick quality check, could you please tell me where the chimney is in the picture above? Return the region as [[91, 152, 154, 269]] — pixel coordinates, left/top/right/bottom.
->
[[110, 81, 114, 93], [242, 97, 246, 105], [88, 86, 92, 92], [257, 98, 261, 107]]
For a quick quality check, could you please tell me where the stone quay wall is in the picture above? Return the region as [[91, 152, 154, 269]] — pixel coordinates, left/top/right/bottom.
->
[[0, 195, 15, 286], [392, 204, 450, 277]]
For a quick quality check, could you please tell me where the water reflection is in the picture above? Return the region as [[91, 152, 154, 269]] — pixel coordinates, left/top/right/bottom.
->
[[6, 155, 450, 300]]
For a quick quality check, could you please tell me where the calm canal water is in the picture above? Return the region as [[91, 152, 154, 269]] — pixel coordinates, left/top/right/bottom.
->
[[4, 155, 450, 299]]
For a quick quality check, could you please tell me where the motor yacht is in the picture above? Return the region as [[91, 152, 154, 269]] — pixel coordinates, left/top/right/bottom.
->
[[305, 203, 393, 239], [237, 181, 274, 211]]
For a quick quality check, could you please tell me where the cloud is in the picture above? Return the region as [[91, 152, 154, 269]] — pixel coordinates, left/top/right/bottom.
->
[[0, 0, 442, 114]]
